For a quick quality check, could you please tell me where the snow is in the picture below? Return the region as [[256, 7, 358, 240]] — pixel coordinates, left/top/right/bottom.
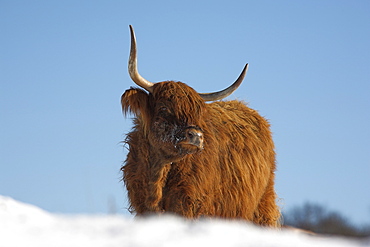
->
[[0, 195, 367, 247]]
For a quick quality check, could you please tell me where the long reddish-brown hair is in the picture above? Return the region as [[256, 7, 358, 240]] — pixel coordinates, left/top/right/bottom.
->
[[121, 81, 280, 226]]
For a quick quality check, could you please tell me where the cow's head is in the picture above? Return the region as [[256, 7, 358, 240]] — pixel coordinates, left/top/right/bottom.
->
[[122, 26, 248, 161]]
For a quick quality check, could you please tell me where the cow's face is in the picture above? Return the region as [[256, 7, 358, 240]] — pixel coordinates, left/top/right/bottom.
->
[[121, 81, 206, 161], [148, 81, 205, 160]]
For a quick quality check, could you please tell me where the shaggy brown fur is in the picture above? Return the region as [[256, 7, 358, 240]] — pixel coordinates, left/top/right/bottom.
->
[[121, 81, 280, 227]]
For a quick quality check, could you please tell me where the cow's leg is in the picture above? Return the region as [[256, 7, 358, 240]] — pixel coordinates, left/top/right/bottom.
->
[[145, 160, 171, 212], [162, 192, 202, 218], [253, 176, 281, 227]]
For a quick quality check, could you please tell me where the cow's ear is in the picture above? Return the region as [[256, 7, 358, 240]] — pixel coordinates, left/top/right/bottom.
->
[[121, 87, 150, 120]]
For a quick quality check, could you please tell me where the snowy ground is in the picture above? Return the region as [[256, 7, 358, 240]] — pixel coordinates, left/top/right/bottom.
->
[[0, 195, 368, 247]]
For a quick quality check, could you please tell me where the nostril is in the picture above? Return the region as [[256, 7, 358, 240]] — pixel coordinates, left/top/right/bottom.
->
[[187, 131, 194, 139], [187, 130, 204, 141]]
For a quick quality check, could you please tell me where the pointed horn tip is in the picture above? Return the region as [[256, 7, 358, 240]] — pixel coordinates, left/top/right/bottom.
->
[[233, 63, 249, 84], [236, 63, 249, 82], [243, 63, 249, 73], [129, 25, 135, 40]]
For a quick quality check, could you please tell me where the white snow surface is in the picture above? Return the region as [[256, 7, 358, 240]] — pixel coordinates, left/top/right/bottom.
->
[[0, 195, 367, 247]]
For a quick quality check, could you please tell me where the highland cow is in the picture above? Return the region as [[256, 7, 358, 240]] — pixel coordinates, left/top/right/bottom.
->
[[121, 25, 280, 227]]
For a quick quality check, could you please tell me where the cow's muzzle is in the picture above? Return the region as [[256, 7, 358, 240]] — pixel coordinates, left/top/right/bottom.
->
[[176, 127, 204, 150]]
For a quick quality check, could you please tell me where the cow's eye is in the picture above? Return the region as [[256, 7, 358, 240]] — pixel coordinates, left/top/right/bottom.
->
[[158, 106, 172, 116], [159, 107, 168, 112]]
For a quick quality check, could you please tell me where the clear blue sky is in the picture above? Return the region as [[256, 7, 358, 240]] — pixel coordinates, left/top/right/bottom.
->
[[1, 1, 369, 224]]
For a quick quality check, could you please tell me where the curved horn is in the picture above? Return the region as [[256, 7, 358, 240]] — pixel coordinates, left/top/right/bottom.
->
[[199, 64, 248, 101], [128, 25, 154, 93]]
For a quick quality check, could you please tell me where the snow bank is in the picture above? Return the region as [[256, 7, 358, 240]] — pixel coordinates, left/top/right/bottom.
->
[[0, 195, 366, 247]]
